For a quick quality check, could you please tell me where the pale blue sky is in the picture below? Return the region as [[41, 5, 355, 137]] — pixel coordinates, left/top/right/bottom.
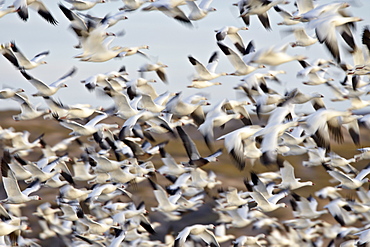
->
[[0, 0, 369, 113]]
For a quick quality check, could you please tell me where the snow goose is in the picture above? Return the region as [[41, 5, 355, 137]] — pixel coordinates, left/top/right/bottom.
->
[[1, 154, 41, 204], [250, 190, 287, 213], [310, 12, 362, 63], [13, 0, 58, 24], [3, 150, 32, 181], [273, 6, 300, 26], [64, 0, 106, 11], [222, 205, 254, 228], [3, 41, 49, 70], [157, 146, 191, 176], [105, 90, 138, 120], [215, 26, 248, 54], [254, 104, 299, 165], [300, 108, 352, 149], [249, 43, 307, 66], [285, 88, 323, 105], [148, 179, 181, 213], [79, 43, 128, 62], [89, 154, 127, 173], [163, 92, 208, 124], [232, 234, 266, 247], [56, 112, 118, 136], [137, 94, 165, 113], [12, 96, 50, 121], [302, 146, 330, 167], [174, 224, 220, 247], [138, 61, 168, 83], [78, 211, 116, 235], [176, 125, 222, 167], [217, 125, 262, 170], [292, 1, 348, 22], [45, 98, 103, 120], [188, 51, 227, 81], [126, 78, 158, 99], [247, 171, 276, 200], [289, 27, 318, 47], [20, 67, 76, 97], [70, 157, 96, 182], [187, 80, 222, 88], [85, 183, 125, 203], [275, 160, 314, 190], [290, 193, 327, 219], [80, 65, 127, 91], [0, 218, 29, 237], [186, 0, 216, 21], [8, 131, 42, 155], [13, 154, 57, 183], [0, 87, 24, 99], [217, 42, 264, 76], [59, 184, 90, 202], [237, 0, 289, 30], [118, 110, 173, 139], [119, 0, 153, 11], [197, 99, 241, 150], [324, 198, 360, 226], [142, 0, 192, 27], [322, 163, 370, 190], [119, 45, 149, 58]]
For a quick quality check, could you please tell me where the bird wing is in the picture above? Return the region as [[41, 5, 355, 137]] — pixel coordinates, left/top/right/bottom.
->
[[49, 67, 77, 88], [217, 42, 246, 71], [28, 0, 58, 25], [20, 70, 50, 92], [1, 154, 23, 198], [176, 126, 201, 161], [206, 51, 219, 73], [30, 50, 49, 63], [188, 56, 211, 77]]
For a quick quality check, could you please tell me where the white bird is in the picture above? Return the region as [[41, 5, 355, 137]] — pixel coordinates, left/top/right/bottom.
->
[[148, 179, 181, 213], [187, 80, 222, 88], [290, 193, 327, 219], [217, 125, 262, 170], [238, 0, 289, 30], [250, 190, 287, 213], [233, 234, 266, 247], [12, 98, 50, 121], [300, 108, 352, 149], [215, 26, 248, 54], [275, 161, 314, 190], [188, 51, 227, 81], [13, 0, 58, 24], [310, 12, 363, 63], [174, 224, 220, 247], [322, 163, 370, 190], [289, 27, 318, 47], [0, 87, 24, 99], [1, 153, 41, 204], [217, 42, 263, 76], [56, 112, 118, 136], [186, 0, 216, 21], [64, 0, 106, 11], [138, 61, 168, 83], [119, 0, 153, 11], [142, 0, 192, 26], [248, 43, 307, 66], [4, 41, 49, 70], [20, 67, 76, 97], [273, 6, 300, 26]]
